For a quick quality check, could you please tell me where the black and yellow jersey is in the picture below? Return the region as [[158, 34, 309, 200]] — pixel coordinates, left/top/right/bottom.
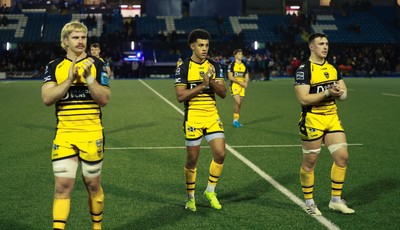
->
[[174, 57, 224, 118], [43, 55, 109, 139], [294, 59, 342, 114], [227, 61, 248, 84], [99, 57, 110, 68]]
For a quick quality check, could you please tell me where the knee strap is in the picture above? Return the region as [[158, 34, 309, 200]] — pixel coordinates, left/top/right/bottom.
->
[[302, 148, 321, 154], [328, 143, 348, 154], [82, 161, 103, 178], [53, 158, 78, 178]]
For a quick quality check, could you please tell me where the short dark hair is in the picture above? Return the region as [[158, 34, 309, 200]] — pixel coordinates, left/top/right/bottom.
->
[[90, 43, 100, 48], [188, 29, 211, 45], [233, 49, 242, 55], [308, 33, 327, 44]]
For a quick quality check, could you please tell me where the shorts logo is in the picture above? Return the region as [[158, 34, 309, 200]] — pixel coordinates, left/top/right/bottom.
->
[[324, 72, 329, 79], [187, 126, 196, 132], [53, 144, 59, 150]]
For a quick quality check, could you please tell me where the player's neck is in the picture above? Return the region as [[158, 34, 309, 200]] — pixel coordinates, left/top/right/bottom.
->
[[309, 55, 325, 65], [67, 52, 87, 61], [191, 54, 205, 63], [235, 59, 242, 64]]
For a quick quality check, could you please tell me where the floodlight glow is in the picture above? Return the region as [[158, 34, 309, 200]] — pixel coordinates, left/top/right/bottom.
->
[[254, 41, 259, 50], [131, 41, 135, 50]]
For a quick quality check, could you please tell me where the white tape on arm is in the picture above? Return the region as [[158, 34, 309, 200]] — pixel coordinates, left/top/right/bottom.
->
[[337, 91, 347, 101], [324, 90, 330, 97], [86, 76, 95, 85]]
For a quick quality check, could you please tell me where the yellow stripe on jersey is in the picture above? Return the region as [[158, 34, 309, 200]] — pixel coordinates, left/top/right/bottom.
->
[[228, 62, 247, 83], [295, 60, 341, 115], [175, 58, 223, 117], [44, 56, 106, 140]]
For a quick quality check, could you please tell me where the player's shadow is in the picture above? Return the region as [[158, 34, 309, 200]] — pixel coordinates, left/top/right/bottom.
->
[[342, 177, 400, 207], [222, 179, 270, 203]]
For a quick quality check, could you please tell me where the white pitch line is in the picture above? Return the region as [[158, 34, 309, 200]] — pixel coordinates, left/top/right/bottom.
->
[[382, 93, 400, 97], [138, 79, 340, 230]]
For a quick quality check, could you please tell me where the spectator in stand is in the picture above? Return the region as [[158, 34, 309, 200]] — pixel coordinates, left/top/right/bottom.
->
[[291, 57, 302, 76], [1, 14, 8, 27]]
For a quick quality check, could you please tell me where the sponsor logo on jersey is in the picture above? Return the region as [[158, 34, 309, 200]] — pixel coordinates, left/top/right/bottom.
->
[[296, 72, 304, 80]]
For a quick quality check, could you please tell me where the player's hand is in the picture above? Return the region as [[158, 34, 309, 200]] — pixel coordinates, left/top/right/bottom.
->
[[68, 56, 79, 83], [82, 57, 94, 79], [332, 81, 340, 91], [327, 84, 343, 97], [201, 65, 215, 87]]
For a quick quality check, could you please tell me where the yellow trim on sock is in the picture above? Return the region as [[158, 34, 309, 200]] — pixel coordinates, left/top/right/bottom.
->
[[300, 167, 314, 200], [90, 187, 104, 229], [208, 160, 224, 185], [331, 163, 347, 196], [53, 198, 70, 230], [184, 167, 197, 196]]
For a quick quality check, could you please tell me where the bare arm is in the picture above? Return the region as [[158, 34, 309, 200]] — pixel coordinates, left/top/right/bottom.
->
[[41, 80, 73, 106], [86, 80, 111, 107], [175, 83, 207, 103], [243, 72, 249, 88], [295, 84, 343, 106], [335, 79, 347, 101], [41, 57, 78, 106], [82, 58, 111, 107], [175, 65, 223, 102], [227, 72, 240, 84], [227, 71, 247, 88], [106, 65, 112, 77], [209, 79, 226, 98]]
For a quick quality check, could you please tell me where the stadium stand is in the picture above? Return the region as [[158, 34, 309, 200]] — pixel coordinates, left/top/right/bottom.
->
[[0, 2, 399, 79]]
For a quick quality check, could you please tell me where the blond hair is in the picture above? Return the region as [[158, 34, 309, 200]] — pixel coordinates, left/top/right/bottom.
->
[[60, 20, 88, 51]]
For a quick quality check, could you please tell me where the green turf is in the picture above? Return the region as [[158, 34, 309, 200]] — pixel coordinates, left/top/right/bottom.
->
[[0, 78, 399, 229]]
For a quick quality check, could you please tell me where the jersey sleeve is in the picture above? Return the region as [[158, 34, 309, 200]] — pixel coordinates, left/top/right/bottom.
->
[[210, 59, 224, 80], [227, 62, 233, 74], [43, 59, 58, 84], [337, 67, 343, 81], [294, 62, 311, 86], [174, 60, 188, 87], [93, 57, 109, 87]]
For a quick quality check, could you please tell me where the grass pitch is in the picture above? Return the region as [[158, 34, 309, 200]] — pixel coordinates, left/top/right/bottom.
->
[[0, 77, 399, 229]]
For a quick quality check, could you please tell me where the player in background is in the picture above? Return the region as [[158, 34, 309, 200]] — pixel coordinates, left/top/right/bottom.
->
[[227, 49, 249, 128], [294, 33, 354, 216], [174, 29, 227, 212], [176, 57, 183, 68], [41, 20, 111, 229], [90, 43, 112, 78]]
